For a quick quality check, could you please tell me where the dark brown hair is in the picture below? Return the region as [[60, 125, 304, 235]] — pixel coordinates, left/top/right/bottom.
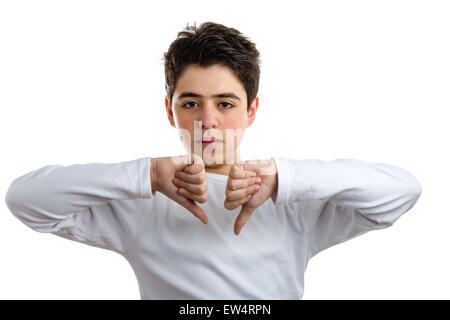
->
[[163, 21, 261, 111]]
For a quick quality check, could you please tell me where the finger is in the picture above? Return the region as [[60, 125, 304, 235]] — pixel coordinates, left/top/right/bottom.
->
[[242, 158, 278, 176], [224, 193, 253, 210], [227, 176, 262, 191], [229, 165, 257, 180], [175, 170, 206, 184], [190, 153, 204, 165], [185, 153, 204, 173], [234, 206, 255, 235], [178, 187, 208, 204], [184, 162, 205, 175], [173, 192, 208, 224], [173, 177, 206, 195], [226, 183, 260, 202]]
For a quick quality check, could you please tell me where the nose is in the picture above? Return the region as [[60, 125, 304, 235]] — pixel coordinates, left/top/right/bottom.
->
[[200, 104, 218, 129]]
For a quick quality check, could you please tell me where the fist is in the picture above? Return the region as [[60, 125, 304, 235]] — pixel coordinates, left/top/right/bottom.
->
[[173, 157, 208, 204], [224, 159, 278, 235], [151, 154, 208, 224]]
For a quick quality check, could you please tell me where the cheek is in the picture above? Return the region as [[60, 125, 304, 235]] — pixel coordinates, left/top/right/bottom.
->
[[223, 115, 247, 129], [173, 116, 195, 144], [222, 117, 247, 148], [174, 112, 194, 131], [177, 120, 192, 130]]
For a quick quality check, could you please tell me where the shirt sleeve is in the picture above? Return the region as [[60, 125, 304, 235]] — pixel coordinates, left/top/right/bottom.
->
[[271, 157, 422, 257], [4, 156, 154, 256]]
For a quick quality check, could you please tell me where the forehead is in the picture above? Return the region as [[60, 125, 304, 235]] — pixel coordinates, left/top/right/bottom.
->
[[174, 64, 246, 98]]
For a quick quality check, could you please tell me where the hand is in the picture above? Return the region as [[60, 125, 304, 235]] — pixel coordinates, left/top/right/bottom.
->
[[151, 154, 208, 224], [224, 159, 278, 235]]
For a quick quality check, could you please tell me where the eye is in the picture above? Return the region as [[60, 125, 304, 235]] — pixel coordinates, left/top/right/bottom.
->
[[182, 101, 199, 109], [219, 102, 234, 109]]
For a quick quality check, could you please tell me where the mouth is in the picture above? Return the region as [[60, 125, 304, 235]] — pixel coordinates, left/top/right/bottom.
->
[[195, 138, 222, 146], [202, 141, 217, 146]]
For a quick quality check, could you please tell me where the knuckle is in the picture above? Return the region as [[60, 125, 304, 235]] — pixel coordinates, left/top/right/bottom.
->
[[230, 166, 239, 178], [229, 181, 238, 190], [192, 164, 200, 173], [175, 171, 183, 179]]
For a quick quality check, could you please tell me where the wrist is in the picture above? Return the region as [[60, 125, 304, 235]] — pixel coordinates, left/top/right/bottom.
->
[[271, 159, 279, 203], [150, 157, 159, 194]]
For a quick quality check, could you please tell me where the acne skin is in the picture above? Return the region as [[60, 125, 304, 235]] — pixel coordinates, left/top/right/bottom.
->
[[165, 63, 259, 176]]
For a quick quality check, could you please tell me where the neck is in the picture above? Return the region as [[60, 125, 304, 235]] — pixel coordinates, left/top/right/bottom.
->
[[205, 164, 232, 176], [202, 150, 242, 176]]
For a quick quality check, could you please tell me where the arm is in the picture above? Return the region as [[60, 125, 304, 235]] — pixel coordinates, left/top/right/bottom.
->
[[272, 157, 422, 256], [5, 156, 154, 255]]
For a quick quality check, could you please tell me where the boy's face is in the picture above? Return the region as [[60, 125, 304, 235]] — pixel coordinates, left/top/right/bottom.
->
[[165, 63, 259, 168]]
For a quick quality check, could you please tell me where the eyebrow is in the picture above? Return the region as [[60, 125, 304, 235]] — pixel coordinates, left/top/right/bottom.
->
[[177, 92, 241, 102]]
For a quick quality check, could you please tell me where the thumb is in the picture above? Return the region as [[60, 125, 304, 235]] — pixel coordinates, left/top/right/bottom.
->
[[241, 159, 277, 176], [234, 204, 256, 235], [190, 153, 204, 165], [175, 193, 208, 224], [170, 153, 203, 173], [184, 153, 205, 174]]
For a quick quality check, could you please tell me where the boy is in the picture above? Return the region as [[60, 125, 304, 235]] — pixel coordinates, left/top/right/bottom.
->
[[5, 21, 422, 299]]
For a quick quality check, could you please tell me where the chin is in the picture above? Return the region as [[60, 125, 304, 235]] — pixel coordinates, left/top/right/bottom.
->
[[203, 159, 226, 167]]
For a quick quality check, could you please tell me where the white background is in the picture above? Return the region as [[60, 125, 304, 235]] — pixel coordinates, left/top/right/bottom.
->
[[1, 0, 448, 299]]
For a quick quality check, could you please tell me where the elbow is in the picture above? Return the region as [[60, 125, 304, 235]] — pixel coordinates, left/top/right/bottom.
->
[[5, 181, 47, 232], [362, 179, 422, 228], [5, 182, 30, 227], [5, 181, 20, 217], [404, 172, 422, 207], [411, 179, 422, 203], [357, 169, 422, 228], [5, 167, 68, 233], [390, 168, 422, 222], [387, 177, 422, 226]]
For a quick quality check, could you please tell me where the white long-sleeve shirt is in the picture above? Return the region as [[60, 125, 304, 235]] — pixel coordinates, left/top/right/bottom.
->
[[4, 156, 422, 299]]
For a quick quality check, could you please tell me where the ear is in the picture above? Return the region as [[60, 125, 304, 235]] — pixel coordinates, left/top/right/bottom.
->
[[246, 96, 259, 128], [165, 96, 176, 128]]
